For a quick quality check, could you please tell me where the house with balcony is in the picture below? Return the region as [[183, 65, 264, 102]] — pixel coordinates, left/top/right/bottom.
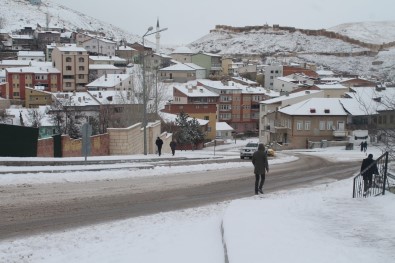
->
[[191, 52, 222, 79], [259, 90, 324, 144], [265, 98, 349, 149]]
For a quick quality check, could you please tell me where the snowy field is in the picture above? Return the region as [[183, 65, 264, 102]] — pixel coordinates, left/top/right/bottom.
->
[[0, 142, 394, 263]]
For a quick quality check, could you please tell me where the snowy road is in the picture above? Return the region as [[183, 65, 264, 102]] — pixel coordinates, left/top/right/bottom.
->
[[0, 154, 359, 239]]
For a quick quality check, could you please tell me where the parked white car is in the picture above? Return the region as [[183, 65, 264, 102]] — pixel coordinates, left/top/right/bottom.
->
[[240, 142, 259, 159]]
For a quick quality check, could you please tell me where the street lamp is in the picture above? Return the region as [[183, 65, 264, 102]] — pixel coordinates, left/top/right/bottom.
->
[[142, 26, 168, 155]]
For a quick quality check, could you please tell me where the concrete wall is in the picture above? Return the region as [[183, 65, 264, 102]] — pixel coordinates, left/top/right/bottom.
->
[[108, 120, 172, 155], [37, 121, 170, 157]]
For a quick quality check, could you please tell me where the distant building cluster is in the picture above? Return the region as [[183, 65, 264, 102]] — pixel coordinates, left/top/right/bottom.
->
[[1, 20, 394, 156]]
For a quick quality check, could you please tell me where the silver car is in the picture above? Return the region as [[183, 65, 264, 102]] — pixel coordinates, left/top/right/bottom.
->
[[240, 142, 259, 159]]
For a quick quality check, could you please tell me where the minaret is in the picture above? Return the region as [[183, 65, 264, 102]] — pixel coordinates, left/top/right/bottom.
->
[[155, 18, 160, 53]]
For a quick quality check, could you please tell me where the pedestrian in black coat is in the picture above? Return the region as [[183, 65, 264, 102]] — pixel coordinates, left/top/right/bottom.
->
[[155, 137, 163, 156], [170, 140, 177, 156], [363, 141, 368, 152], [359, 142, 364, 152], [360, 154, 378, 193], [252, 143, 269, 195]]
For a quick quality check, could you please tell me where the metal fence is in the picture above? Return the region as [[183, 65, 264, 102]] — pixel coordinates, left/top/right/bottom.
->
[[353, 152, 389, 198]]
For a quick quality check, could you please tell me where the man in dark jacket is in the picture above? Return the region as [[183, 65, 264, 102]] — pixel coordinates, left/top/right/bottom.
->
[[252, 143, 269, 195], [360, 154, 378, 193], [170, 140, 177, 156], [155, 137, 163, 156]]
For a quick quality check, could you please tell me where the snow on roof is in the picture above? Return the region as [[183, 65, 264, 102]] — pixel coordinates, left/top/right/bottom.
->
[[345, 87, 395, 113], [17, 51, 45, 57], [88, 90, 138, 104], [6, 66, 60, 74], [159, 112, 209, 126], [277, 76, 298, 82], [315, 83, 348, 90], [172, 46, 193, 54], [184, 63, 205, 70], [198, 79, 242, 90], [118, 46, 136, 51], [262, 90, 323, 104], [279, 98, 348, 116], [6, 106, 52, 127], [231, 76, 259, 85], [86, 74, 130, 88], [89, 64, 120, 70], [173, 84, 219, 98], [11, 35, 33, 39], [57, 46, 87, 52], [216, 122, 234, 131], [54, 92, 100, 106], [316, 70, 335, 76], [160, 63, 196, 72], [89, 56, 126, 62]]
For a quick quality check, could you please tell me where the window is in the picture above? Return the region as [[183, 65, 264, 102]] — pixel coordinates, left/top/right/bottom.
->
[[66, 66, 72, 71], [66, 57, 72, 62], [327, 121, 333, 130], [297, 121, 303, 130], [79, 57, 85, 63], [79, 66, 85, 71], [305, 121, 311, 130], [65, 82, 72, 87], [78, 74, 84, 79], [319, 121, 326, 130]]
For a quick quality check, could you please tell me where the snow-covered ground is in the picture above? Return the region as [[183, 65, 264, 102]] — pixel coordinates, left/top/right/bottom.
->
[[1, 142, 394, 263]]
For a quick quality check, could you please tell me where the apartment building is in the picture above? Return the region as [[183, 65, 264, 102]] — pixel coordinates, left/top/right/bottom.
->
[[4, 66, 61, 100], [52, 45, 89, 92]]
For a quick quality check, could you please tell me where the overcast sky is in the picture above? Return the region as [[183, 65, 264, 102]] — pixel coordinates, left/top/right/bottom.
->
[[52, 0, 395, 45]]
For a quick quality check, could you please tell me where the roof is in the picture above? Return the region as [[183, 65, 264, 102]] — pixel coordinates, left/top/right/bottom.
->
[[89, 64, 120, 70], [17, 51, 45, 57], [86, 74, 130, 88], [160, 63, 196, 72], [88, 91, 138, 104], [118, 46, 136, 51], [344, 87, 395, 113], [54, 92, 100, 107], [56, 46, 87, 52], [6, 66, 60, 74], [173, 84, 219, 98], [262, 90, 323, 104], [89, 56, 126, 62], [279, 98, 348, 116], [216, 122, 234, 131], [315, 83, 348, 90]]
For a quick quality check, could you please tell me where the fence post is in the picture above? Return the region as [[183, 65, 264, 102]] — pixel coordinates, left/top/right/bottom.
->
[[382, 152, 389, 195]]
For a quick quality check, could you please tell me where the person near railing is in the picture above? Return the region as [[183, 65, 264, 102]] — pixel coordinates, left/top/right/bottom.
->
[[360, 154, 379, 194]]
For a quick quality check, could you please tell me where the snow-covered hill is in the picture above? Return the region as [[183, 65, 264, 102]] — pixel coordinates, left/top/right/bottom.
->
[[188, 23, 395, 82], [328, 21, 395, 45], [0, 0, 142, 44]]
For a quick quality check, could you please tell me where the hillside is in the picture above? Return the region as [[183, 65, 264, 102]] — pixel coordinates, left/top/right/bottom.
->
[[328, 21, 395, 45], [0, 0, 142, 44], [188, 23, 395, 82]]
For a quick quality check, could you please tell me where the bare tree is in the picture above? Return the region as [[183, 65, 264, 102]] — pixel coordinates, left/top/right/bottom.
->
[[27, 108, 45, 128]]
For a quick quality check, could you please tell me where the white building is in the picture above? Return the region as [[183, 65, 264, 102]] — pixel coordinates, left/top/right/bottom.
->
[[17, 51, 45, 62], [86, 74, 132, 91]]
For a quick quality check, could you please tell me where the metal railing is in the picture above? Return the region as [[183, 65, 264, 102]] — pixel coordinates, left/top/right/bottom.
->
[[353, 152, 389, 198]]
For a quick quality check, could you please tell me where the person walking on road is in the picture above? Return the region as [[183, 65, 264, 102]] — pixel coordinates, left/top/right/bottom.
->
[[155, 137, 163, 156], [363, 141, 368, 153], [360, 153, 378, 194], [359, 141, 364, 152], [170, 140, 177, 156], [252, 143, 269, 195]]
